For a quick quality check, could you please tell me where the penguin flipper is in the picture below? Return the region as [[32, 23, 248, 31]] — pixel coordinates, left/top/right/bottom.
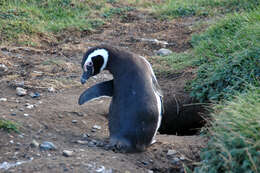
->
[[78, 80, 113, 105]]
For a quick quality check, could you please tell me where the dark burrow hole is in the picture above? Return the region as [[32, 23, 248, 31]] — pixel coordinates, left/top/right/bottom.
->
[[158, 92, 208, 136]]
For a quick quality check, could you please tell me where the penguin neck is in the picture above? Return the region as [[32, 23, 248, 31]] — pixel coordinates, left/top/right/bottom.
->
[[105, 48, 135, 78]]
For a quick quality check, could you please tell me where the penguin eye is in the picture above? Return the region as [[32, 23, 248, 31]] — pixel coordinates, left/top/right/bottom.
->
[[83, 61, 93, 71], [87, 61, 93, 66]]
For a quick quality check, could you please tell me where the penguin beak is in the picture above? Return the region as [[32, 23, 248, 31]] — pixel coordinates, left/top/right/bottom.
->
[[80, 70, 92, 84]]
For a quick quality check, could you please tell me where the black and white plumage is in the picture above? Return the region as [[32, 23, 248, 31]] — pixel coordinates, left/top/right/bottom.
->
[[78, 45, 163, 152]]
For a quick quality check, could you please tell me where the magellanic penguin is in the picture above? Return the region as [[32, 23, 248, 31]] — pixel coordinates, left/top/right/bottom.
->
[[78, 45, 163, 152]]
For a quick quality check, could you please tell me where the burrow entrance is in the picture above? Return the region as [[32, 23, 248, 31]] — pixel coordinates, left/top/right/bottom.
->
[[157, 73, 208, 136]]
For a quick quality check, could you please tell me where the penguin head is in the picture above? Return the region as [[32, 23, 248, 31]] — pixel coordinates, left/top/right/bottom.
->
[[80, 48, 109, 84]]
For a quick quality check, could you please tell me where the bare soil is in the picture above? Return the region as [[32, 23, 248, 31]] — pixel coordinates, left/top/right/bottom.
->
[[0, 9, 206, 173]]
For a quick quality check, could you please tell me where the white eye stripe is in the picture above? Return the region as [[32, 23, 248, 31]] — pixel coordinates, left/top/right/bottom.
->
[[84, 49, 109, 73]]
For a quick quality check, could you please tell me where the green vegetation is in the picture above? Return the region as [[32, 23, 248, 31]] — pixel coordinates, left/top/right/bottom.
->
[[0, 0, 156, 46], [156, 10, 260, 102], [0, 0, 137, 45], [190, 11, 260, 102], [153, 51, 196, 72], [153, 2, 260, 172], [155, 0, 260, 18], [102, 6, 135, 18], [0, 119, 19, 133], [195, 87, 260, 173], [0, 0, 98, 44]]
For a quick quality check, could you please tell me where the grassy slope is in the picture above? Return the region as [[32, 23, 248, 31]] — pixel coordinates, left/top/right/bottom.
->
[[190, 10, 260, 102], [154, 1, 260, 172], [155, 1, 260, 102], [195, 87, 260, 173], [0, 0, 154, 46], [155, 0, 260, 18]]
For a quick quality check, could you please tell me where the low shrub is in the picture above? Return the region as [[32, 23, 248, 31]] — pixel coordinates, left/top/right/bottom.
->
[[195, 87, 260, 173]]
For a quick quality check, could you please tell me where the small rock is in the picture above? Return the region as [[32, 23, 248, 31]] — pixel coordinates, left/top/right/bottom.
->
[[171, 157, 180, 164], [31, 140, 39, 148], [63, 150, 73, 157], [29, 92, 40, 98], [148, 170, 154, 173], [48, 87, 55, 92], [95, 166, 105, 173], [19, 108, 24, 111], [141, 161, 149, 166], [82, 133, 90, 138], [167, 149, 177, 156], [76, 140, 88, 145], [88, 141, 96, 147], [0, 64, 8, 72], [92, 125, 101, 130], [58, 115, 63, 118], [156, 48, 173, 56], [180, 156, 186, 161], [10, 113, 16, 116], [15, 81, 25, 87], [18, 134, 24, 138], [26, 104, 34, 109], [10, 140, 14, 144], [16, 87, 27, 96], [40, 141, 57, 150], [0, 98, 7, 102], [24, 114, 29, 117], [72, 120, 77, 123]]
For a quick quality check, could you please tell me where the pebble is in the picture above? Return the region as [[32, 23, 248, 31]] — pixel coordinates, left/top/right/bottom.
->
[[76, 140, 88, 145], [29, 92, 40, 98], [180, 156, 186, 161], [26, 104, 34, 109], [48, 87, 55, 92], [72, 120, 77, 123], [40, 141, 57, 150], [171, 157, 180, 164], [19, 108, 24, 111], [24, 114, 29, 117], [0, 64, 8, 72], [16, 87, 27, 96], [10, 113, 16, 116], [148, 170, 154, 173], [141, 161, 149, 166], [156, 48, 173, 56], [0, 98, 7, 102], [92, 125, 101, 130], [62, 150, 73, 157], [31, 140, 39, 148], [140, 38, 168, 46], [167, 149, 177, 156], [88, 141, 96, 147], [15, 81, 25, 87]]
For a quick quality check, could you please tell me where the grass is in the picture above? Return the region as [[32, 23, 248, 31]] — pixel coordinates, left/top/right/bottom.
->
[[0, 0, 98, 45], [155, 0, 260, 18], [194, 87, 260, 173], [0, 0, 158, 46], [153, 51, 197, 72], [190, 10, 260, 102], [0, 119, 19, 133]]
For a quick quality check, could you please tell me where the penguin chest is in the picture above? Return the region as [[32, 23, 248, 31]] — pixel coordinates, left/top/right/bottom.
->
[[108, 84, 160, 136]]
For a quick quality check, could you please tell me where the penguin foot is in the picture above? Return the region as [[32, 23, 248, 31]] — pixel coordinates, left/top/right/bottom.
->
[[106, 138, 132, 153]]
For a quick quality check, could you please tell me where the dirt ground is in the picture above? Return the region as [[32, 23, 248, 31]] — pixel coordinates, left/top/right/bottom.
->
[[0, 8, 206, 173]]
